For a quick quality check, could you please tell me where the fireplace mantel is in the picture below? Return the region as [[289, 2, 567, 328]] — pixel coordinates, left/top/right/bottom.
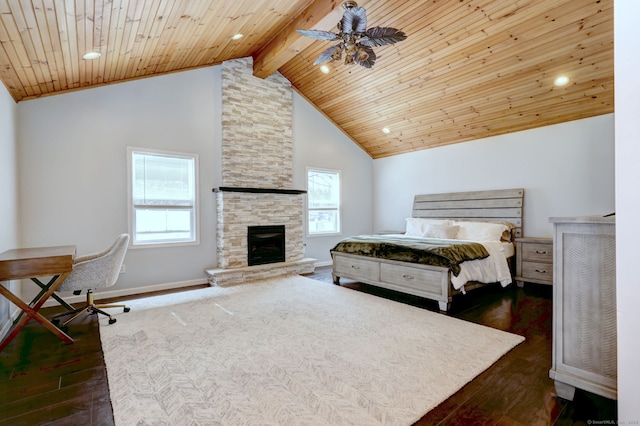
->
[[213, 187, 306, 195]]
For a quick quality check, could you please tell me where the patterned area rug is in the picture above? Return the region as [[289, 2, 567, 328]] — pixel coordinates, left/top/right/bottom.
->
[[99, 274, 524, 425]]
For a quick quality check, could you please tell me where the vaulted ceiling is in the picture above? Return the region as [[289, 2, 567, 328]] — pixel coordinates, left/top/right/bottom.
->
[[0, 0, 613, 158]]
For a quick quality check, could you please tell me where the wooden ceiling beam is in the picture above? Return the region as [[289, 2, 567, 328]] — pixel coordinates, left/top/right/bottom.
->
[[252, 0, 349, 79]]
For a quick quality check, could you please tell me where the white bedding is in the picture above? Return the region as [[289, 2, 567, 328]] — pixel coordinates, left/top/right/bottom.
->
[[451, 240, 513, 291], [382, 234, 514, 291]]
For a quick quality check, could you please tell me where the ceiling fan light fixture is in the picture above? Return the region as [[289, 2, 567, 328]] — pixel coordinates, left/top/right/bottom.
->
[[356, 47, 369, 62], [320, 65, 330, 74], [296, 1, 407, 69], [232, 33, 244, 40], [382, 127, 391, 134], [554, 75, 570, 86]]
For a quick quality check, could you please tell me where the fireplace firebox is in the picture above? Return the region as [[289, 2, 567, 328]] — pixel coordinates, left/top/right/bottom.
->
[[247, 225, 285, 266]]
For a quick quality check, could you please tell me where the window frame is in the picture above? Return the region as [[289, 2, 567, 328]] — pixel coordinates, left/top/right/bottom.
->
[[306, 167, 342, 237], [127, 146, 200, 248]]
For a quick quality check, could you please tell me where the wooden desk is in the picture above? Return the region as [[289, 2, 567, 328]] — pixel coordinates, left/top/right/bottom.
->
[[0, 245, 76, 352]]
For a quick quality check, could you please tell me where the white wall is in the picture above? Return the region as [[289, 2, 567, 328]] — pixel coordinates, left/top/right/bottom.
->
[[292, 91, 374, 263], [373, 114, 615, 238], [14, 66, 373, 297], [0, 83, 19, 335], [16, 68, 220, 295], [614, 0, 640, 421], [0, 85, 18, 251]]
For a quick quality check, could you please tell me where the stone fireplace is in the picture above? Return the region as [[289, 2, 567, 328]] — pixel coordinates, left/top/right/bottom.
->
[[206, 58, 315, 286]]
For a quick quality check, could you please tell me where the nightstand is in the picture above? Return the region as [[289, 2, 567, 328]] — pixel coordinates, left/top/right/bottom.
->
[[514, 237, 553, 287]]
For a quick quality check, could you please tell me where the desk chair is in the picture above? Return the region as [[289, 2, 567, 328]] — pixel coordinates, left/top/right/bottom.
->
[[51, 234, 130, 328]]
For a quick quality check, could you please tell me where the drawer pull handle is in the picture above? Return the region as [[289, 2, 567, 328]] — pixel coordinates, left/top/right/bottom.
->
[[402, 274, 414, 280], [535, 269, 547, 274], [535, 250, 548, 254], [351, 265, 360, 269]]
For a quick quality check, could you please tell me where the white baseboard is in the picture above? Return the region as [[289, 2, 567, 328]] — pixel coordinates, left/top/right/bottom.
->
[[0, 320, 10, 341], [314, 260, 333, 267], [42, 278, 209, 308], [0, 304, 23, 340]]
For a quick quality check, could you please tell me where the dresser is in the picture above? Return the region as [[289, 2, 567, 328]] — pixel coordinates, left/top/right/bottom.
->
[[514, 237, 553, 287], [549, 215, 616, 401]]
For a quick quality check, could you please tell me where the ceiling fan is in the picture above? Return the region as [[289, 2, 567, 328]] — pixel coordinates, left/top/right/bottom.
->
[[296, 1, 407, 69]]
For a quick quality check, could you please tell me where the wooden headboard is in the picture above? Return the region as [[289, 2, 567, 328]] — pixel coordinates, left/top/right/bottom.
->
[[412, 188, 524, 238]]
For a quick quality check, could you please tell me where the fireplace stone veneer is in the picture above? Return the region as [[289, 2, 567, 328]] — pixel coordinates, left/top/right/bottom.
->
[[215, 191, 304, 269], [206, 57, 315, 286], [206, 190, 315, 286]]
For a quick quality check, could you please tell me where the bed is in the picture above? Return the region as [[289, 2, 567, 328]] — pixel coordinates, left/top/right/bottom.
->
[[331, 188, 524, 312]]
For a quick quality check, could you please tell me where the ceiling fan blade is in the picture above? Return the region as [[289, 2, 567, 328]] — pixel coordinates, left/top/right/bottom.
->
[[360, 27, 407, 47], [296, 29, 339, 40], [341, 7, 367, 34], [313, 44, 343, 65]]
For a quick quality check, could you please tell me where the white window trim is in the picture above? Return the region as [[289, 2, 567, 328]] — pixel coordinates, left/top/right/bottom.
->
[[127, 146, 200, 249], [306, 166, 342, 238]]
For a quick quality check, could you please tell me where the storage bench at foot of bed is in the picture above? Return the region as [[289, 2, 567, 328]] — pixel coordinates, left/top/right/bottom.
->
[[332, 252, 453, 311]]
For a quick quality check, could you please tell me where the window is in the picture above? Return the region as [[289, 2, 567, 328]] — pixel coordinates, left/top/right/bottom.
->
[[307, 168, 341, 236], [128, 147, 199, 247]]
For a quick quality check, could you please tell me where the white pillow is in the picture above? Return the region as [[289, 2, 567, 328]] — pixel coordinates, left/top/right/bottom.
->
[[421, 224, 460, 239], [405, 218, 453, 236], [453, 221, 509, 242]]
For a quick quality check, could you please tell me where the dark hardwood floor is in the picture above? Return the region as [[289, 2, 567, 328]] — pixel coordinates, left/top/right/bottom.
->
[[0, 266, 617, 425]]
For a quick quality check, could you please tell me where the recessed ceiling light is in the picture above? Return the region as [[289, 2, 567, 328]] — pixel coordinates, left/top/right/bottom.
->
[[232, 33, 244, 40], [82, 52, 101, 60], [382, 127, 391, 134], [320, 65, 330, 74], [554, 76, 570, 86]]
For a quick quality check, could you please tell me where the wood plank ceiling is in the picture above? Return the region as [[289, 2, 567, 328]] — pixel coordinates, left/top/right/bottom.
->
[[0, 0, 613, 158]]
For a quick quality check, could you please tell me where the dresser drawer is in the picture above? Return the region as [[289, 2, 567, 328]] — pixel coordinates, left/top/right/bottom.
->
[[521, 261, 553, 283], [521, 242, 552, 263], [379, 263, 445, 294], [333, 255, 379, 282]]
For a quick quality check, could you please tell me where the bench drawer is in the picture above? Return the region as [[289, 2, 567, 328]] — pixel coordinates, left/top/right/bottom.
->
[[333, 255, 379, 282], [379, 262, 446, 295]]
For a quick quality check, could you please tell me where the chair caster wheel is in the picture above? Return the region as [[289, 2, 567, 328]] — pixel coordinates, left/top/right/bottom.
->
[[108, 318, 116, 325], [124, 307, 131, 313]]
